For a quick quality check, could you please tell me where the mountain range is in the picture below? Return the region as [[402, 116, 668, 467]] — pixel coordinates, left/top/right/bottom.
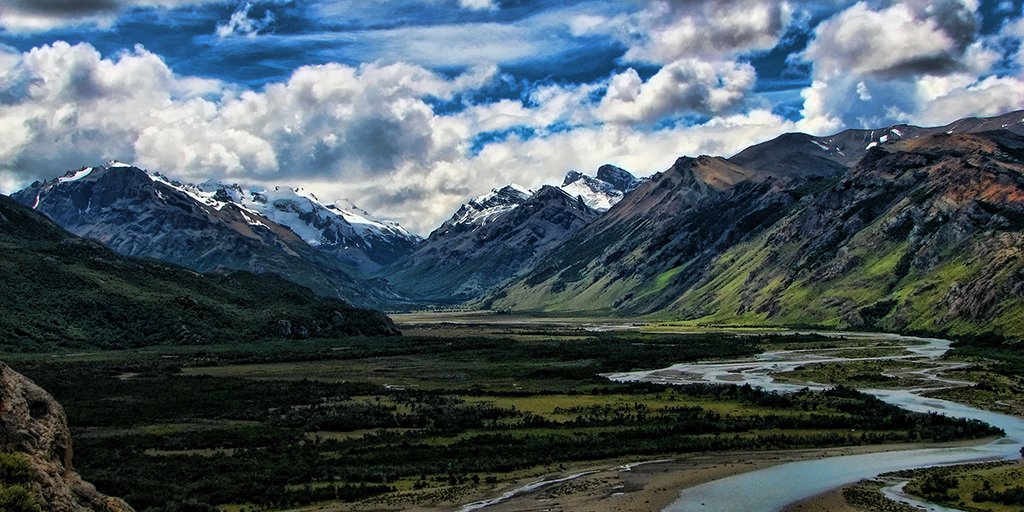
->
[[9, 109, 1024, 338], [0, 194, 398, 349], [11, 162, 417, 306]]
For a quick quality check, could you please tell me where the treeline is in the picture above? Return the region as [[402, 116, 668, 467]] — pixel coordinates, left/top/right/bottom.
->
[[949, 333, 1024, 376], [53, 377, 999, 512]]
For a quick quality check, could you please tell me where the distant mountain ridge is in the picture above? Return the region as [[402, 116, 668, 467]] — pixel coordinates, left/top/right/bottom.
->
[[12, 162, 414, 305], [730, 110, 1024, 178], [560, 164, 647, 210], [385, 185, 599, 303], [487, 113, 1024, 338], [0, 194, 399, 349], [12, 109, 1024, 338]]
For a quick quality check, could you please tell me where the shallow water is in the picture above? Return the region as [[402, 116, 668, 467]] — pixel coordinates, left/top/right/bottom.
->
[[606, 334, 1024, 512]]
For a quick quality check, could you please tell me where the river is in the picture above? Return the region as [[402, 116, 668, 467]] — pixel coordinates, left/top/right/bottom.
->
[[605, 334, 1024, 512]]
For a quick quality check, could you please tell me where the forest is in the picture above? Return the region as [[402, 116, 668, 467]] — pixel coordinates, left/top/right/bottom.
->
[[4, 330, 1002, 512]]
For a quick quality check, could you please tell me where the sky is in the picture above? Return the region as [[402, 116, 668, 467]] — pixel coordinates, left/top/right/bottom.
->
[[0, 0, 1023, 234]]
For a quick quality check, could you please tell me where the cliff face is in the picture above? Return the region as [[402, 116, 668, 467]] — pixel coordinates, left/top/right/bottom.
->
[[0, 363, 133, 512]]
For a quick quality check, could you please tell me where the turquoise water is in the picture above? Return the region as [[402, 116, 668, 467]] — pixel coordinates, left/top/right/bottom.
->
[[606, 334, 1024, 512]]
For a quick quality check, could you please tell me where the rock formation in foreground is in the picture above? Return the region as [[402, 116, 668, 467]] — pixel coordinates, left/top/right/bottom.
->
[[0, 363, 133, 512]]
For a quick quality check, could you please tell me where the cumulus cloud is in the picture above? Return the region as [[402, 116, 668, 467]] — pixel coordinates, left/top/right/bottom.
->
[[4, 0, 1019, 235], [804, 0, 979, 78], [0, 39, 796, 234], [0, 41, 501, 232], [795, 0, 1024, 134], [0, 41, 222, 174], [597, 59, 756, 124], [307, 109, 796, 234], [573, 0, 794, 64]]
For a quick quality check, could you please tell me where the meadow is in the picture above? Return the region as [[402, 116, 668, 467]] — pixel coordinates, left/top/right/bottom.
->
[[1, 324, 1002, 512]]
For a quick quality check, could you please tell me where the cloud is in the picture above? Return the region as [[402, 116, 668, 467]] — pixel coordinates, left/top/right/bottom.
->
[[573, 0, 794, 64], [0, 0, 223, 32], [249, 2, 626, 70], [597, 59, 757, 124], [0, 39, 797, 234], [457, 0, 496, 11], [216, 2, 276, 39], [3, 0, 1021, 236], [307, 109, 796, 234], [0, 41, 223, 173], [794, 0, 1024, 133], [803, 0, 979, 78]]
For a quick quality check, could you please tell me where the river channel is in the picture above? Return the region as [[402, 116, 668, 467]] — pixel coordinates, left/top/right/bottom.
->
[[604, 333, 1024, 512]]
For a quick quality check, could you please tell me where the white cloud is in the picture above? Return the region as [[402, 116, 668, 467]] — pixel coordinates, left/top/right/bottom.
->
[[306, 109, 796, 234], [804, 2, 969, 78], [597, 59, 757, 124], [0, 40, 799, 235], [573, 0, 793, 65], [913, 75, 1024, 125], [794, 0, 1024, 133], [458, 0, 496, 11], [216, 2, 276, 39]]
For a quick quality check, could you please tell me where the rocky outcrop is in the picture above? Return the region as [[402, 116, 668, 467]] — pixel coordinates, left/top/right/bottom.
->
[[0, 363, 133, 512]]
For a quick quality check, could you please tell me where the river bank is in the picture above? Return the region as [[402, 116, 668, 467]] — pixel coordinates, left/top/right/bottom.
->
[[448, 440, 995, 512], [438, 332, 1022, 512]]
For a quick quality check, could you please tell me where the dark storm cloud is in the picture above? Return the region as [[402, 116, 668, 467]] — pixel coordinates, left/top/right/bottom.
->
[[6, 0, 123, 17]]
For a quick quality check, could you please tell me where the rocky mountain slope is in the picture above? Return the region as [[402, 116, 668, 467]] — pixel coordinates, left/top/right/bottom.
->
[[0, 362, 132, 512], [672, 130, 1024, 335], [11, 163, 407, 305], [385, 185, 599, 303], [0, 194, 398, 349], [485, 154, 788, 313], [730, 110, 1024, 178], [487, 112, 1024, 337]]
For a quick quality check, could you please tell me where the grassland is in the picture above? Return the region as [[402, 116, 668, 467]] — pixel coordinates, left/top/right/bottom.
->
[[896, 460, 1024, 511], [1, 323, 1002, 512]]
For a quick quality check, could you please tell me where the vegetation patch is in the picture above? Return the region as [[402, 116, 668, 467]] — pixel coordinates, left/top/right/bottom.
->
[[2, 330, 1002, 512]]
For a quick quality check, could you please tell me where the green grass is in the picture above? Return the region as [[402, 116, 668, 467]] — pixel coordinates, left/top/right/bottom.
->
[[901, 461, 1024, 511], [2, 328, 1000, 512]]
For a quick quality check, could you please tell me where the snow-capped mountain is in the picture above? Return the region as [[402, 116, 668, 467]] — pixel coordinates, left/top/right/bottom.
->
[[11, 161, 407, 305], [387, 185, 598, 302], [431, 184, 533, 237], [172, 179, 421, 270], [560, 164, 647, 211], [73, 167, 421, 271]]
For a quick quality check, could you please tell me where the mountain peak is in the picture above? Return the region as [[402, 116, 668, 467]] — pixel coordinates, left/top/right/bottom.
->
[[104, 160, 134, 169], [562, 170, 586, 187], [595, 164, 642, 193], [559, 165, 646, 211], [435, 183, 533, 234]]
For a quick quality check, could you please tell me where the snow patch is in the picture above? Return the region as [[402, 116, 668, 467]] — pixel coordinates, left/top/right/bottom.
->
[[811, 140, 830, 151], [866, 142, 879, 149], [58, 167, 94, 183]]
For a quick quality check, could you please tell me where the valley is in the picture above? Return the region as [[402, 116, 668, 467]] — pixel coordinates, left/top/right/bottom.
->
[[3, 4, 1024, 512], [3, 110, 1024, 512], [2, 316, 1017, 512]]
